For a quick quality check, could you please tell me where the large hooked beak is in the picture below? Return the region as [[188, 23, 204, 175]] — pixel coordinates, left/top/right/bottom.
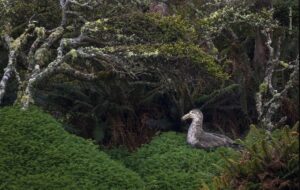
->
[[181, 113, 191, 121]]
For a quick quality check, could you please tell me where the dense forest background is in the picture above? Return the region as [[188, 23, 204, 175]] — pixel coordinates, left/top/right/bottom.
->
[[0, 0, 299, 189]]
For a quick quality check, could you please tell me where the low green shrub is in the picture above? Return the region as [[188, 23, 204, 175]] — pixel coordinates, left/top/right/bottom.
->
[[212, 124, 299, 190], [123, 132, 238, 190], [103, 146, 131, 163], [0, 106, 144, 190]]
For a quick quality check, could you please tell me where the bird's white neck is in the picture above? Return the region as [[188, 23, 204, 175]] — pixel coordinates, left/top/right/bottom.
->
[[187, 118, 203, 145]]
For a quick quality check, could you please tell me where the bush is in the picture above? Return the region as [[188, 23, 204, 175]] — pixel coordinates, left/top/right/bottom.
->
[[103, 146, 131, 162], [0, 106, 144, 190], [123, 132, 238, 190], [212, 124, 299, 190]]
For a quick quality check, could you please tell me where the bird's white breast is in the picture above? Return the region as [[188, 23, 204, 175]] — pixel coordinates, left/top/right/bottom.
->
[[187, 122, 198, 145]]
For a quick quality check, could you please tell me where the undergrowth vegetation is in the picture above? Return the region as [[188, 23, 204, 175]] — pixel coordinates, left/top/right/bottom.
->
[[212, 124, 299, 190], [105, 125, 299, 190], [0, 1, 299, 189], [0, 106, 298, 190], [0, 106, 144, 190], [106, 132, 239, 190]]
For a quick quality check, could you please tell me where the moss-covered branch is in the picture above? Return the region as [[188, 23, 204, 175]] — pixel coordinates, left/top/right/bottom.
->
[[256, 29, 299, 131], [0, 23, 35, 104]]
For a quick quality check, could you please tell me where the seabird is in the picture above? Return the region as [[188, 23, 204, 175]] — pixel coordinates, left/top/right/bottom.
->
[[181, 109, 238, 150]]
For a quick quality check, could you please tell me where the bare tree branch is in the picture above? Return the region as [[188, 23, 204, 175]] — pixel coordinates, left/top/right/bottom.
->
[[0, 24, 35, 103], [256, 28, 299, 131]]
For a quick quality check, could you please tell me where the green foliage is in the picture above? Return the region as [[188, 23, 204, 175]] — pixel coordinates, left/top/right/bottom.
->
[[104, 146, 132, 162], [0, 106, 144, 190], [150, 42, 227, 79], [122, 132, 238, 190], [195, 1, 277, 39], [0, 0, 60, 34], [194, 84, 240, 106], [273, 0, 299, 28], [36, 10, 229, 147], [82, 13, 196, 44], [95, 41, 228, 79], [212, 124, 299, 190], [1, 0, 298, 155], [82, 12, 211, 72]]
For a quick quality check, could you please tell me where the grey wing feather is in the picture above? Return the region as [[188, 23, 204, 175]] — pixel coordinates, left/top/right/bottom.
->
[[209, 132, 234, 143], [194, 132, 234, 149]]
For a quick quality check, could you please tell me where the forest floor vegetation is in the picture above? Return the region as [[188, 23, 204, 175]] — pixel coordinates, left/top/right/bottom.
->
[[1, 106, 297, 189]]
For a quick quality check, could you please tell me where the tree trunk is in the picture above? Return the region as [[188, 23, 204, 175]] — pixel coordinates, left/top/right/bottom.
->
[[252, 0, 273, 82]]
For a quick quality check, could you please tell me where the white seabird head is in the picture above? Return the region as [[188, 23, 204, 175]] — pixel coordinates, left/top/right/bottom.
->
[[181, 109, 203, 121]]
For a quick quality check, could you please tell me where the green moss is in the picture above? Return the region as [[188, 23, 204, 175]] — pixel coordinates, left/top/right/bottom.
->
[[259, 82, 268, 93], [35, 27, 45, 38], [34, 47, 52, 67], [0, 106, 144, 190], [78, 12, 228, 81], [158, 42, 228, 79], [69, 49, 78, 60], [196, 5, 277, 38], [10, 24, 34, 50], [92, 42, 228, 79], [279, 61, 289, 68], [123, 132, 238, 190], [0, 0, 61, 34], [82, 13, 196, 44]]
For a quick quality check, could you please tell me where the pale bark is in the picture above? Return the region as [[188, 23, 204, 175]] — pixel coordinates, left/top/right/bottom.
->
[[256, 29, 299, 131], [0, 50, 16, 104], [0, 25, 35, 104], [0, 0, 99, 109]]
